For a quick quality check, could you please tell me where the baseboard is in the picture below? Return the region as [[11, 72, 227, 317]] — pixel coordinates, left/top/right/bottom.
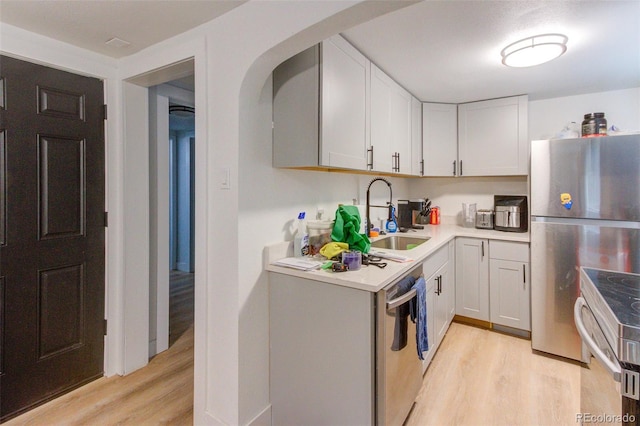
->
[[492, 323, 531, 339], [453, 315, 491, 329], [149, 339, 157, 357], [454, 316, 531, 339]]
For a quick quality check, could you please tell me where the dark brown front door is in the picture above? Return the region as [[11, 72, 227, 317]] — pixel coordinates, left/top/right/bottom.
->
[[0, 55, 105, 421]]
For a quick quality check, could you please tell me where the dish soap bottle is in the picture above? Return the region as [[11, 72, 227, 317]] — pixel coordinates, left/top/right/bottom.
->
[[294, 212, 309, 257], [386, 205, 398, 233]]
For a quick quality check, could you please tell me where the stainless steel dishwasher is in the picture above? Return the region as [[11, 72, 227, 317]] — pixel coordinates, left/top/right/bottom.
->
[[376, 264, 424, 425]]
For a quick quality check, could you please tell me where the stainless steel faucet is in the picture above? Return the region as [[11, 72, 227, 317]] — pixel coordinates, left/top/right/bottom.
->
[[366, 177, 393, 237]]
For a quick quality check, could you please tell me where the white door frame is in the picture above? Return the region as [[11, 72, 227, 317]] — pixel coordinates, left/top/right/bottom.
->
[[118, 53, 204, 373]]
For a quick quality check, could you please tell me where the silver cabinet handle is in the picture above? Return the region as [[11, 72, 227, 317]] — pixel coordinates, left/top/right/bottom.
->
[[481, 241, 485, 259], [367, 146, 374, 170], [452, 160, 456, 176], [460, 160, 463, 176], [387, 288, 417, 310], [574, 297, 621, 381], [420, 159, 424, 176]]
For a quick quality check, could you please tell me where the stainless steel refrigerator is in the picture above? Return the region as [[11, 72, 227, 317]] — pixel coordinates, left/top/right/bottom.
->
[[531, 134, 640, 361]]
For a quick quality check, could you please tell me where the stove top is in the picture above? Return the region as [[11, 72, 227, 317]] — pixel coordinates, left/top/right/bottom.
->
[[584, 268, 640, 328], [581, 267, 640, 365]]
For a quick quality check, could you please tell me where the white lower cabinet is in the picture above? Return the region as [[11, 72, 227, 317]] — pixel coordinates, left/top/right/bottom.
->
[[455, 238, 490, 321], [270, 273, 374, 425], [422, 243, 454, 372], [455, 238, 531, 332], [489, 241, 530, 331]]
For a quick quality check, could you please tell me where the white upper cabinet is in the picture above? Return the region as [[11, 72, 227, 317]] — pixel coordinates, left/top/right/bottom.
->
[[321, 36, 371, 170], [273, 35, 370, 171], [457, 95, 529, 176], [410, 97, 423, 176], [370, 63, 412, 174], [422, 103, 458, 176]]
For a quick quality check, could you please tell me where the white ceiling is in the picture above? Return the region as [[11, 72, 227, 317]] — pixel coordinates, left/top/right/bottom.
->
[[0, 0, 246, 58], [343, 0, 640, 102], [1, 1, 638, 103]]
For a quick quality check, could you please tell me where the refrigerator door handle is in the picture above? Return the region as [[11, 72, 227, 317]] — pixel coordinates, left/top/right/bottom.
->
[[574, 297, 621, 382]]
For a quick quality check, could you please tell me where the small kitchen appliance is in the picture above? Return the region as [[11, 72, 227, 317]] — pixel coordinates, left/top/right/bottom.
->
[[475, 209, 494, 229], [398, 199, 428, 229], [494, 195, 527, 232]]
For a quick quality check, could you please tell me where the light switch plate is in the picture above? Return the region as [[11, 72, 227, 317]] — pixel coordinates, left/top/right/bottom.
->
[[219, 167, 231, 190]]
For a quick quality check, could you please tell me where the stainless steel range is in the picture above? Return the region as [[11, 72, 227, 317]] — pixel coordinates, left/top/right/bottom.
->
[[575, 267, 640, 424]]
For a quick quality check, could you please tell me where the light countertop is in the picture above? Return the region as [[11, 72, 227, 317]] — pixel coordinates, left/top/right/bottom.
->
[[266, 224, 529, 293]]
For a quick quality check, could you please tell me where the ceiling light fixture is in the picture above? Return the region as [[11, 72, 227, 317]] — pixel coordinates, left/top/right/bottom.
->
[[501, 33, 568, 67], [169, 105, 195, 117]]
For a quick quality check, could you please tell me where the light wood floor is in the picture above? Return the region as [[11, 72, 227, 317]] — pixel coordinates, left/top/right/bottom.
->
[[7, 320, 580, 425], [406, 322, 581, 426], [169, 270, 195, 347], [5, 271, 195, 426]]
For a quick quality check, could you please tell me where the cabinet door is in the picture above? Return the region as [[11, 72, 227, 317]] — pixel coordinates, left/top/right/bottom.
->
[[434, 262, 450, 345], [320, 35, 370, 170], [370, 64, 411, 173], [455, 238, 489, 321], [410, 97, 423, 176], [370, 64, 394, 172], [447, 239, 456, 323], [457, 95, 528, 176], [422, 278, 436, 373], [422, 102, 458, 176], [392, 87, 412, 174], [490, 259, 530, 331]]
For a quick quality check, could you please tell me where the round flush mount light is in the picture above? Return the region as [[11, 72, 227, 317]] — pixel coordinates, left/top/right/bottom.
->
[[169, 105, 195, 117], [501, 33, 568, 67]]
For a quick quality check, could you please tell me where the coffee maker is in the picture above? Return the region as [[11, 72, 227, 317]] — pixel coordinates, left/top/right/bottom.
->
[[398, 199, 428, 229]]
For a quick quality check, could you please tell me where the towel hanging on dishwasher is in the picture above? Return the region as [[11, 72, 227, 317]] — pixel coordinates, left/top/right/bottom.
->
[[391, 275, 416, 351]]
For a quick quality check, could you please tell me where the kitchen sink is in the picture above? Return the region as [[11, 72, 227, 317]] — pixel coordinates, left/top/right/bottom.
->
[[370, 235, 430, 250]]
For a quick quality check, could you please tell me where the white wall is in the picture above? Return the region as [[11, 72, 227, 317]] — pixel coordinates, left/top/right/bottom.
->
[[408, 176, 528, 224], [148, 88, 170, 358], [529, 87, 640, 140]]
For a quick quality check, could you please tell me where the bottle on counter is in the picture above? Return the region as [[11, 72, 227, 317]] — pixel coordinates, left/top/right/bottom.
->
[[430, 206, 441, 225], [293, 212, 309, 257], [386, 205, 398, 233]]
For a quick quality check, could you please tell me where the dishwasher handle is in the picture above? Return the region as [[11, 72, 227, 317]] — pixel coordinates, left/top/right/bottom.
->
[[387, 288, 417, 310], [574, 296, 621, 382]]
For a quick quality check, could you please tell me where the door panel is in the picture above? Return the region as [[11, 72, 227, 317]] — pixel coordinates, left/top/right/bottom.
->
[[38, 135, 85, 239], [0, 55, 105, 421]]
